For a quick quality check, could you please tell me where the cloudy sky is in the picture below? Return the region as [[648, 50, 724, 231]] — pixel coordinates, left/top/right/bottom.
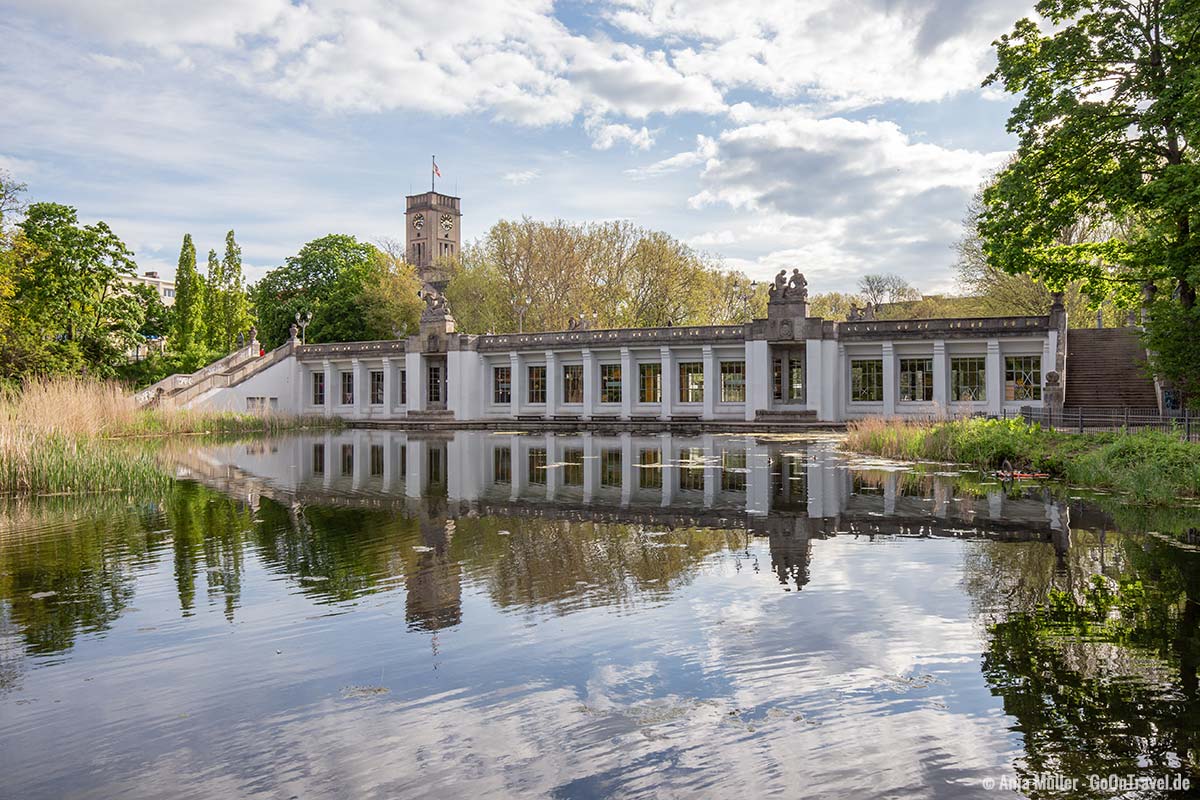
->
[[0, 0, 1034, 292]]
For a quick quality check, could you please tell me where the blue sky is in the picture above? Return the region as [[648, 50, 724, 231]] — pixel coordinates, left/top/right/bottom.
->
[[0, 0, 1036, 293]]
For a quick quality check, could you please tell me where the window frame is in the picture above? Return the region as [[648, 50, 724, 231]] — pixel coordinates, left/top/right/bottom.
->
[[493, 365, 512, 405], [850, 358, 884, 403], [638, 363, 662, 403], [1005, 355, 1042, 401], [369, 370, 385, 405], [950, 356, 986, 402], [528, 364, 547, 404], [340, 371, 354, 405], [562, 364, 584, 404], [719, 360, 746, 403], [312, 372, 325, 406], [600, 364, 621, 404], [678, 361, 704, 404], [898, 357, 934, 403]]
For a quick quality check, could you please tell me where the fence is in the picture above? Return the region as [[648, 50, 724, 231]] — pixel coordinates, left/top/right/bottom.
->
[[1016, 406, 1198, 441]]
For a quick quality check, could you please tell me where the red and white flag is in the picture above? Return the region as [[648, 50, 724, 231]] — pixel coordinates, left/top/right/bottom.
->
[[432, 157, 441, 178]]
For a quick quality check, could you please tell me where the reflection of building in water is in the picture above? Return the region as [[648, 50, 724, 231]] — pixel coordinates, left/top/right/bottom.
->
[[405, 513, 462, 631], [183, 430, 1075, 598]]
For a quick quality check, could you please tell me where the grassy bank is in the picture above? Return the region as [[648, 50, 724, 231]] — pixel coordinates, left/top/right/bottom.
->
[[843, 416, 1200, 505], [1, 377, 334, 495]]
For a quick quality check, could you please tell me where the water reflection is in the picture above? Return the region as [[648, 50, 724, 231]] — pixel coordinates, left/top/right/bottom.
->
[[0, 431, 1196, 799]]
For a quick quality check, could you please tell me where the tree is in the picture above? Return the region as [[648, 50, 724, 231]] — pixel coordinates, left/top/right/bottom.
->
[[443, 218, 759, 334], [202, 248, 223, 349], [7, 203, 139, 376], [360, 247, 425, 340], [982, 0, 1200, 400], [217, 230, 252, 351], [170, 234, 205, 351], [857, 274, 920, 306], [249, 234, 396, 348]]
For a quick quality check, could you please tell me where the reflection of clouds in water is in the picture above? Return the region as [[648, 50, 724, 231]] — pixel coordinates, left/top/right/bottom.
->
[[1, 521, 1021, 798]]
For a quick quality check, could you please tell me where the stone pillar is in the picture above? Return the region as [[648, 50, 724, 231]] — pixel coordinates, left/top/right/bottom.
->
[[295, 361, 307, 413], [322, 360, 335, 418], [659, 346, 673, 422], [405, 352, 424, 413], [582, 348, 596, 421], [702, 345, 717, 421], [932, 340, 948, 415], [985, 339, 1002, 417], [545, 351, 558, 419], [509, 440, 523, 502], [381, 357, 393, 414], [352, 431, 368, 490], [509, 352, 522, 418], [405, 440, 423, 498], [881, 342, 896, 417], [620, 347, 634, 420], [353, 358, 368, 419], [747, 441, 770, 516], [746, 339, 770, 422]]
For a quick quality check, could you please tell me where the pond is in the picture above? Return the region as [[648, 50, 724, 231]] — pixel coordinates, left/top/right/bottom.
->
[[1, 430, 1198, 799]]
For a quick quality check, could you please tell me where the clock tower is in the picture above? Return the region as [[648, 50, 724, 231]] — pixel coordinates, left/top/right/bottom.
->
[[405, 190, 461, 290]]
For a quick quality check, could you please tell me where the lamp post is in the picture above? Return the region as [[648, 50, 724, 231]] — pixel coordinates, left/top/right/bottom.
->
[[295, 310, 312, 345], [516, 296, 532, 333]]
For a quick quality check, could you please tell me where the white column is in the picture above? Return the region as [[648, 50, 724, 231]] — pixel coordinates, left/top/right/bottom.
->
[[509, 352, 522, 418], [659, 346, 673, 422], [406, 352, 424, 412], [932, 340, 948, 415], [1041, 337, 1052, 404], [985, 339, 1002, 416], [747, 442, 770, 516], [582, 348, 596, 421], [545, 351, 558, 418], [294, 361, 307, 414], [746, 339, 770, 422], [702, 345, 717, 421], [881, 342, 896, 417], [352, 432, 368, 490], [405, 440, 423, 498], [509, 440, 523, 501], [353, 358, 368, 419], [322, 430, 334, 488], [381, 357, 393, 414], [620, 347, 634, 420], [322, 360, 335, 418]]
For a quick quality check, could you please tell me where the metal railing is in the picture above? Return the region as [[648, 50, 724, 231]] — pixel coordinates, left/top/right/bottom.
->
[[1018, 406, 1198, 441]]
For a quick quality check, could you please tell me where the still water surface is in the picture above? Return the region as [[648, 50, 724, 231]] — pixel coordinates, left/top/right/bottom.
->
[[1, 431, 1198, 799]]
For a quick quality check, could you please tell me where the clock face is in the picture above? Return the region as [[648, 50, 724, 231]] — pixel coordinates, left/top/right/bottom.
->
[[440, 213, 454, 233], [412, 213, 425, 231]]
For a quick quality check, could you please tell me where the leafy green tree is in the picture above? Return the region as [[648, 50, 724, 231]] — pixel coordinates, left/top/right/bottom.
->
[[250, 234, 419, 348], [170, 233, 205, 351], [217, 230, 252, 351], [202, 248, 223, 350], [982, 0, 1200, 399], [8, 202, 139, 376]]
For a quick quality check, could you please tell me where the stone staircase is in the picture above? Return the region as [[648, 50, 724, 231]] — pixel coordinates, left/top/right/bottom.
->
[[1063, 328, 1159, 412], [135, 339, 294, 409]]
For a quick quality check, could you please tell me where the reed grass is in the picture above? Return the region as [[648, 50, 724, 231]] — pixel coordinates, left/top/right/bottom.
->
[[843, 416, 1200, 505], [0, 376, 335, 495]]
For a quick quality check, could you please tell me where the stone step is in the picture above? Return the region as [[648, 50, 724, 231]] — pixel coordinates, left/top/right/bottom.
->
[[1064, 328, 1158, 411], [755, 408, 817, 422]]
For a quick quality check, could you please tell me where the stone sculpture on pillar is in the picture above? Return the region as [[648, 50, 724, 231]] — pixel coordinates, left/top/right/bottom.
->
[[767, 267, 809, 321]]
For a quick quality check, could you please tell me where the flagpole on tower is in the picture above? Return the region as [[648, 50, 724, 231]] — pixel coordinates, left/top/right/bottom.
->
[[431, 154, 435, 192]]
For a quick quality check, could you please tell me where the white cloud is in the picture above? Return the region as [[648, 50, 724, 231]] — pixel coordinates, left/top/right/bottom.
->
[[606, 0, 1034, 108], [682, 108, 1009, 289], [627, 134, 717, 179], [587, 121, 655, 151], [502, 170, 542, 185]]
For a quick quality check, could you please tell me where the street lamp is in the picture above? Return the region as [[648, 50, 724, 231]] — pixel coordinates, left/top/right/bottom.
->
[[295, 310, 312, 345], [516, 296, 532, 334]]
